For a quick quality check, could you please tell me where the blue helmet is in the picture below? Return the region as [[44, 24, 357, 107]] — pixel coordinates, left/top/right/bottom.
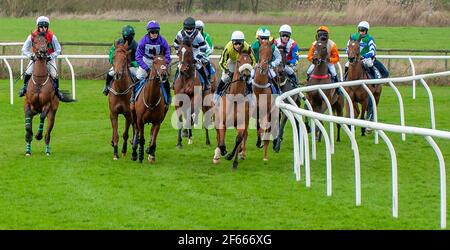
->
[[146, 20, 160, 32]]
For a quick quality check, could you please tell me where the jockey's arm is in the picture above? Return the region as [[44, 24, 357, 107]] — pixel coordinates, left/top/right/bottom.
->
[[135, 42, 149, 71], [49, 35, 62, 61], [162, 38, 171, 65], [21, 35, 33, 59], [108, 44, 115, 65], [205, 34, 214, 56], [307, 43, 314, 62], [173, 32, 182, 53], [288, 44, 300, 66], [218, 46, 229, 72], [329, 43, 340, 64], [363, 38, 376, 59], [270, 46, 282, 67]]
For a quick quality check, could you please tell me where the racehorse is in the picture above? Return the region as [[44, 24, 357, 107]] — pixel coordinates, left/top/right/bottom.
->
[[173, 36, 211, 148], [213, 48, 253, 169], [272, 45, 301, 153], [306, 39, 343, 142], [23, 32, 74, 156], [131, 51, 169, 163], [253, 39, 277, 161], [107, 41, 135, 160], [346, 35, 382, 136]]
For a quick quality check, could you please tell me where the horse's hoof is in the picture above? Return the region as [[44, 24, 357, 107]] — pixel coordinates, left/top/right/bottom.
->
[[232, 161, 238, 169], [206, 140, 211, 146], [176, 144, 183, 149], [122, 153, 126, 157], [225, 154, 233, 161], [182, 130, 189, 138], [148, 155, 156, 163], [46, 153, 50, 157], [263, 158, 269, 162], [238, 152, 246, 160], [213, 158, 220, 164], [131, 156, 137, 161], [35, 134, 43, 141], [113, 157, 119, 160], [188, 138, 193, 145], [25, 152, 31, 156]]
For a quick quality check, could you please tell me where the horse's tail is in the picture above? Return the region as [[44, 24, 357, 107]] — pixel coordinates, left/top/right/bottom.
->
[[59, 90, 77, 103]]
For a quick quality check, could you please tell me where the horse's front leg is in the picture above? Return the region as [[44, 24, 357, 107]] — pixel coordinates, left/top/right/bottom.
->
[[138, 122, 145, 163], [176, 107, 183, 149], [122, 110, 132, 157], [24, 106, 33, 156], [110, 111, 120, 160], [147, 124, 161, 163], [44, 110, 56, 156], [35, 111, 47, 141]]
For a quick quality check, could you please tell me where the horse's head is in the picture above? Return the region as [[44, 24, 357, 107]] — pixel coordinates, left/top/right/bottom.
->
[[150, 51, 169, 83], [347, 35, 361, 64], [312, 40, 328, 66], [235, 48, 254, 82], [256, 39, 272, 75], [32, 32, 49, 60], [112, 40, 131, 80], [275, 45, 287, 76], [177, 37, 194, 76]]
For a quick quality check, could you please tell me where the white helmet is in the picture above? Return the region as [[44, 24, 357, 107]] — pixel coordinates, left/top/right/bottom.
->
[[357, 21, 370, 30], [195, 20, 204, 29], [256, 27, 271, 37], [36, 16, 50, 26], [279, 24, 292, 34], [231, 31, 245, 41]]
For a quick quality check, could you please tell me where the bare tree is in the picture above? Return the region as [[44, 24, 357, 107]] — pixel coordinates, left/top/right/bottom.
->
[[184, 0, 193, 13], [250, 0, 259, 14]]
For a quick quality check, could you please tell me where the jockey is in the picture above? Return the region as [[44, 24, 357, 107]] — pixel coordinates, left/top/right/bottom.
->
[[274, 24, 300, 87], [135, 20, 172, 103], [173, 17, 211, 90], [251, 27, 282, 88], [213, 31, 256, 105], [19, 16, 66, 100], [345, 21, 389, 80], [102, 25, 139, 96], [306, 26, 340, 83], [195, 20, 215, 83]]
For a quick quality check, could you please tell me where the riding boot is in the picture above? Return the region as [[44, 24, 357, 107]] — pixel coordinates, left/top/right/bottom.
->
[[198, 68, 210, 91], [332, 75, 339, 83], [52, 78, 66, 101], [163, 80, 172, 104], [366, 98, 374, 121], [372, 66, 382, 79], [103, 74, 114, 96], [246, 80, 256, 105], [287, 73, 299, 88], [213, 80, 226, 105], [306, 74, 310, 82], [18, 74, 32, 97]]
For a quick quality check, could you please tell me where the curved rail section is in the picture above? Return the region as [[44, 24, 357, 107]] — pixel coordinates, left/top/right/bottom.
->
[[275, 71, 450, 229]]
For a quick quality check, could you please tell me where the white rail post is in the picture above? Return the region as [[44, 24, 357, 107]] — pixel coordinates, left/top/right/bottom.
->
[[318, 89, 335, 154], [408, 57, 416, 99], [419, 78, 436, 130], [388, 81, 406, 141], [377, 130, 398, 218], [3, 59, 14, 105], [362, 83, 379, 144], [64, 57, 76, 100]]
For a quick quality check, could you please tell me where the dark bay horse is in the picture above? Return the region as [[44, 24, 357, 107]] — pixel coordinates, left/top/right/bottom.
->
[[131, 53, 169, 163], [213, 48, 253, 169], [23, 33, 74, 156], [253, 39, 276, 161], [306, 39, 343, 142], [346, 35, 382, 136], [108, 41, 135, 160], [273, 45, 301, 153], [174, 37, 211, 148]]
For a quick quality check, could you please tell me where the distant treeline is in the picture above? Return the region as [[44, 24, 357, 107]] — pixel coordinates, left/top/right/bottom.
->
[[1, 0, 449, 16]]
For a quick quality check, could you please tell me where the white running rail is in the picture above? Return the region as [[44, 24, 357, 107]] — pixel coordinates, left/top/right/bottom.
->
[[275, 70, 450, 229]]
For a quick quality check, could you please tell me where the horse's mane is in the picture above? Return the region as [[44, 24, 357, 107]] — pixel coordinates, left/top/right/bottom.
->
[[182, 36, 192, 47]]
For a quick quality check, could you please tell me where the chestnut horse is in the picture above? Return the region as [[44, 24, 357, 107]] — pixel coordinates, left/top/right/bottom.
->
[[213, 48, 253, 169], [107, 41, 135, 160], [131, 53, 169, 163], [346, 35, 382, 136], [306, 39, 343, 142], [253, 39, 276, 161], [23, 33, 74, 156]]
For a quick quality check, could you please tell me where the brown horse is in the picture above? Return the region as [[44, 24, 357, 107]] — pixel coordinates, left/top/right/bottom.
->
[[213, 48, 253, 169], [107, 41, 135, 160], [273, 45, 301, 153], [306, 39, 343, 142], [23, 33, 74, 156], [173, 37, 210, 148], [253, 39, 276, 161], [131, 52, 169, 163], [346, 35, 382, 136]]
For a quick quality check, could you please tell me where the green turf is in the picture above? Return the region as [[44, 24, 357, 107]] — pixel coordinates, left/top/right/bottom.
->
[[0, 80, 448, 229]]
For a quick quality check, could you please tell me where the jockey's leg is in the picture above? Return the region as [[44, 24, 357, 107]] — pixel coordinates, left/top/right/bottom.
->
[[328, 63, 339, 82], [163, 79, 172, 104], [306, 64, 315, 81], [344, 61, 349, 81], [18, 74, 32, 97], [213, 70, 233, 105], [52, 78, 66, 101], [103, 67, 114, 96], [285, 65, 299, 87], [366, 98, 374, 121], [47, 59, 66, 100], [133, 66, 148, 103], [373, 59, 388, 78], [197, 65, 210, 90]]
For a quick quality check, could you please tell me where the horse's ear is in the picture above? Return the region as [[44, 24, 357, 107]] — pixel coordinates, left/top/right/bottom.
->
[[114, 40, 118, 48], [357, 35, 362, 42], [247, 47, 252, 55], [349, 34, 353, 41], [151, 47, 156, 56]]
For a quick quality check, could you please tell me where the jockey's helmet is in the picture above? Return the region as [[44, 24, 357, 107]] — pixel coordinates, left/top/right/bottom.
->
[[256, 27, 270, 40], [122, 25, 135, 41], [36, 16, 50, 27], [279, 24, 292, 35], [146, 20, 160, 32], [316, 26, 329, 41], [195, 20, 204, 31], [183, 17, 196, 30], [231, 31, 245, 43], [357, 21, 370, 32]]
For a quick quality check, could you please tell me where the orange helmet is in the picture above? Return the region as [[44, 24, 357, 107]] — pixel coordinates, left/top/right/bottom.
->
[[317, 26, 329, 33]]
